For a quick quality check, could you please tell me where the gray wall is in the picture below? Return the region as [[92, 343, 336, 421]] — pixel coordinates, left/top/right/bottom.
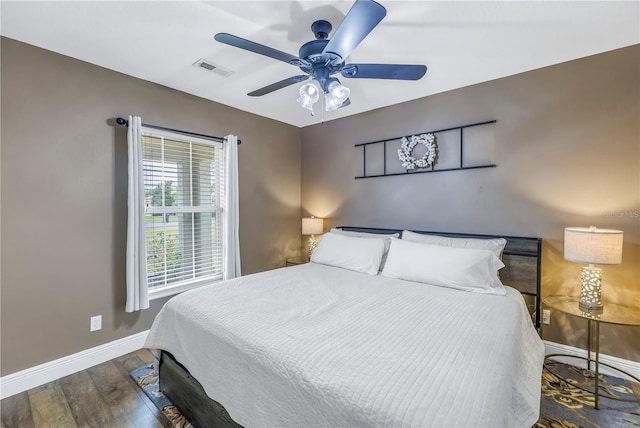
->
[[301, 45, 640, 361], [1, 38, 301, 375]]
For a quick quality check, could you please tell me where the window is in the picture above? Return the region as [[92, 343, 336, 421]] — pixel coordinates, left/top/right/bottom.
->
[[142, 128, 225, 298]]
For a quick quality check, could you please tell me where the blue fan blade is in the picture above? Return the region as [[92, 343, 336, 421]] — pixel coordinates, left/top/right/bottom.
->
[[322, 0, 386, 64], [215, 33, 306, 66], [341, 64, 427, 80], [248, 75, 309, 97]]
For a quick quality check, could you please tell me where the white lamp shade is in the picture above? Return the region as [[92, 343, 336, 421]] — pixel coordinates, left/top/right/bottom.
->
[[302, 217, 323, 235], [564, 227, 623, 265]]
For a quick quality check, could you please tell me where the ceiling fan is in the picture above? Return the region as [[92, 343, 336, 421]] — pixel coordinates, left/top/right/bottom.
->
[[214, 0, 427, 114]]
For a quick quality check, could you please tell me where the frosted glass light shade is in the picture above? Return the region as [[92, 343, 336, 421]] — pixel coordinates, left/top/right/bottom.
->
[[564, 227, 623, 265], [324, 80, 350, 111], [302, 217, 323, 235], [297, 81, 320, 112]]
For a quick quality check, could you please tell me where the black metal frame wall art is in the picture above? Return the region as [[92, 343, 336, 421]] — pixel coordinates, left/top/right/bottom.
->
[[354, 120, 497, 179]]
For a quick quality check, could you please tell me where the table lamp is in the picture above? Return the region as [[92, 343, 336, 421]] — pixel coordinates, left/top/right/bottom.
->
[[564, 226, 623, 311], [302, 216, 323, 259]]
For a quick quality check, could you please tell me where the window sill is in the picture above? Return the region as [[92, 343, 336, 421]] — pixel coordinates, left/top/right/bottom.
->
[[149, 277, 222, 300]]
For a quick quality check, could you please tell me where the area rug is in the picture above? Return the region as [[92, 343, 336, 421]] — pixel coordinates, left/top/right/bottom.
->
[[130, 364, 193, 428], [536, 361, 640, 428], [132, 361, 640, 428]]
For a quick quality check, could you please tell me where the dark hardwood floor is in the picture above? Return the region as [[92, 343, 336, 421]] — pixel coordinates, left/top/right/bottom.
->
[[1, 349, 173, 428]]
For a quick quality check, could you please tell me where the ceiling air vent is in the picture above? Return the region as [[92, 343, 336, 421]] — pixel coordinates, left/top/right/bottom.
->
[[193, 59, 233, 77]]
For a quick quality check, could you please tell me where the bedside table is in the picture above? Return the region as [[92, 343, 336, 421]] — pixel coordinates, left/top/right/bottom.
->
[[286, 256, 309, 266], [543, 295, 640, 409]]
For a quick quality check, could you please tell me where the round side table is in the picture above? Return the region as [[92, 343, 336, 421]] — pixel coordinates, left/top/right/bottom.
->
[[543, 295, 640, 409]]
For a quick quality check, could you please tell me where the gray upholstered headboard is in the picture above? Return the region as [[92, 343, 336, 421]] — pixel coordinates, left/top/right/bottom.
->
[[337, 226, 542, 329]]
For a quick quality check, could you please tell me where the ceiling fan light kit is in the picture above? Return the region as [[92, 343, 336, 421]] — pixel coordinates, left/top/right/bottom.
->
[[214, 0, 427, 115]]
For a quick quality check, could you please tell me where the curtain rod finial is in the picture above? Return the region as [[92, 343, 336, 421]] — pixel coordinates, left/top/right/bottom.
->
[[116, 117, 128, 126]]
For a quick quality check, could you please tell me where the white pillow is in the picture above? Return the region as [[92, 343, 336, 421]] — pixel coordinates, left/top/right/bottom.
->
[[381, 238, 506, 295], [330, 228, 399, 270], [311, 232, 385, 275], [401, 230, 507, 259]]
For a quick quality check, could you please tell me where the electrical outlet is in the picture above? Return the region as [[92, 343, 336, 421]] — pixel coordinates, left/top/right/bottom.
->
[[542, 309, 551, 325], [90, 315, 102, 332]]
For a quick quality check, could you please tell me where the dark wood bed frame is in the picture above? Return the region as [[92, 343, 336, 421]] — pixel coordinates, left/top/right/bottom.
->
[[158, 227, 542, 428]]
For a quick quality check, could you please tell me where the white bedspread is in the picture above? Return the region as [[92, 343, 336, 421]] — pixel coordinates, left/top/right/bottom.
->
[[145, 263, 544, 428]]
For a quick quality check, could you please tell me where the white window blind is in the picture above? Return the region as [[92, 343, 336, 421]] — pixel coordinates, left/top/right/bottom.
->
[[142, 128, 225, 296]]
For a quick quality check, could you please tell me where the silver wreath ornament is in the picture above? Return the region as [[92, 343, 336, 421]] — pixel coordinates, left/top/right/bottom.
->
[[397, 133, 437, 170]]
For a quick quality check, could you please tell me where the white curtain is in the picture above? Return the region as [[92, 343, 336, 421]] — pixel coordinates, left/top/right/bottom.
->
[[126, 116, 149, 312], [223, 134, 241, 279]]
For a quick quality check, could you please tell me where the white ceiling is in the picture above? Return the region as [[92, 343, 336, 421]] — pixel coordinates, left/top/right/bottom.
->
[[2, 1, 638, 128]]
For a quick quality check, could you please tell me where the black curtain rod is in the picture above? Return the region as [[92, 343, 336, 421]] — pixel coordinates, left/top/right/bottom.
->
[[115, 117, 241, 145]]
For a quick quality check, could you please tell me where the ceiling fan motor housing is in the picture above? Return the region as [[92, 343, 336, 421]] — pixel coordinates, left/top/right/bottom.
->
[[298, 39, 330, 62], [298, 39, 343, 92]]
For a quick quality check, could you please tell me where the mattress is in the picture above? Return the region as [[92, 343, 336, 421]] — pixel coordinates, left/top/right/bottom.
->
[[145, 262, 544, 428]]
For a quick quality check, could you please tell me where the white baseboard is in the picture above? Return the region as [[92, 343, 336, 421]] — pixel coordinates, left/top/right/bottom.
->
[[0, 330, 149, 400], [544, 340, 640, 381]]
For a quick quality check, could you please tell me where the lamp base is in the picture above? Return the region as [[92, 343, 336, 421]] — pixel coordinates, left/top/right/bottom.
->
[[308, 235, 318, 260], [579, 265, 603, 312]]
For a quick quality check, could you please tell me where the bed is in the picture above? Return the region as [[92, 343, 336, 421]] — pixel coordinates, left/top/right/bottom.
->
[[145, 227, 545, 428]]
